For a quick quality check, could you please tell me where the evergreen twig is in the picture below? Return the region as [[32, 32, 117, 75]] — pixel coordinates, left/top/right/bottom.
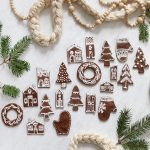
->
[[139, 23, 149, 42]]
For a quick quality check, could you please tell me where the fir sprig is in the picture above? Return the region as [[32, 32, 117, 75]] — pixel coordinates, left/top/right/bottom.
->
[[0, 23, 31, 77], [139, 23, 149, 42], [2, 84, 20, 98]]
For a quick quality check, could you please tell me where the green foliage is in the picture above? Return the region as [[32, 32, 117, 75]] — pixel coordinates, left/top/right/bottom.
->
[[139, 23, 149, 42], [2, 84, 20, 98], [146, 9, 150, 20]]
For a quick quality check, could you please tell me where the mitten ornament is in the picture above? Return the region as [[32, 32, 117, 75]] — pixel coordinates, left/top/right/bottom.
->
[[133, 48, 149, 74], [53, 111, 71, 135], [118, 64, 133, 90], [98, 97, 117, 121], [56, 63, 71, 88]]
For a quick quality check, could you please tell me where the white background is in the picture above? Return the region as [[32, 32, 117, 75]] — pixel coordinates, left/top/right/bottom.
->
[[0, 0, 150, 150]]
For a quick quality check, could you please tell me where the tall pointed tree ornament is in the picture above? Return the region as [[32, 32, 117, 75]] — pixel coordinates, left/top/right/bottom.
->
[[40, 94, 54, 120], [99, 41, 114, 67], [133, 48, 149, 74], [0, 23, 31, 77], [56, 62, 71, 88], [118, 64, 133, 90]]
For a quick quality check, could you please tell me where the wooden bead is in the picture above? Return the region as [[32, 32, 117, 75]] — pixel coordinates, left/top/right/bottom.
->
[[137, 17, 144, 24], [69, 6, 75, 12]]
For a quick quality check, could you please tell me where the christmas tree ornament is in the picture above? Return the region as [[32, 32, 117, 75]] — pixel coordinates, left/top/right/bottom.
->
[[27, 120, 44, 135], [98, 97, 117, 121], [10, 0, 150, 46], [116, 39, 133, 63], [56, 62, 71, 88], [23, 86, 38, 107], [1, 103, 23, 127], [39, 94, 54, 120], [77, 62, 101, 85], [100, 82, 114, 93], [118, 64, 133, 91], [68, 85, 83, 111], [133, 48, 149, 74], [55, 90, 64, 108], [0, 23, 31, 77], [53, 111, 71, 135], [85, 93, 96, 113], [67, 44, 83, 63], [99, 41, 114, 67], [85, 37, 95, 59], [37, 68, 50, 88], [69, 109, 150, 150], [110, 66, 117, 81]]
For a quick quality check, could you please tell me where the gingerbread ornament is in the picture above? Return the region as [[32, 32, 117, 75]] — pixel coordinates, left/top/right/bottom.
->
[[56, 62, 71, 88], [118, 64, 133, 90], [100, 82, 114, 93], [68, 86, 83, 111], [53, 111, 71, 135], [1, 103, 23, 127], [39, 94, 54, 120], [98, 97, 117, 121], [85, 37, 95, 59], [99, 41, 114, 67], [67, 44, 83, 63], [55, 90, 64, 108], [77, 62, 101, 85], [110, 66, 117, 81], [133, 48, 149, 74]]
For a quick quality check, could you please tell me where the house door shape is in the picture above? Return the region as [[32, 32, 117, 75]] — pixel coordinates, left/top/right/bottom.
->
[[70, 55, 75, 62]]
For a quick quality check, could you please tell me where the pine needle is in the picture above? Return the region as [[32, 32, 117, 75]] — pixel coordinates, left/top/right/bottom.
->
[[139, 23, 149, 42], [2, 84, 20, 98]]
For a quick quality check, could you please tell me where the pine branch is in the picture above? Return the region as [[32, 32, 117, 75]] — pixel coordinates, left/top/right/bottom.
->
[[0, 23, 2, 36], [122, 139, 148, 150], [139, 23, 149, 42], [8, 59, 30, 77], [146, 9, 150, 20], [117, 109, 132, 139], [10, 36, 32, 61], [2, 84, 20, 98]]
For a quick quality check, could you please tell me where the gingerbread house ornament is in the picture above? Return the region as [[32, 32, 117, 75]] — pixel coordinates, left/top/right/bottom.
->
[[67, 44, 83, 63], [55, 90, 64, 108], [85, 37, 95, 59], [110, 66, 117, 81], [37, 68, 50, 88], [100, 82, 114, 93], [116, 38, 133, 62], [27, 120, 44, 135], [23, 87, 38, 107], [86, 94, 96, 113]]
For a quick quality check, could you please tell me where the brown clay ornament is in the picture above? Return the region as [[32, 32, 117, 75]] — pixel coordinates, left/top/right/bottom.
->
[[99, 41, 114, 67], [110, 66, 117, 81], [86, 93, 96, 113], [77, 62, 101, 85], [100, 82, 114, 93], [67, 44, 83, 63], [98, 97, 117, 121], [85, 37, 95, 59], [116, 38, 133, 62], [56, 62, 71, 88], [27, 120, 44, 135], [23, 86, 38, 107], [118, 64, 133, 90], [133, 48, 149, 74], [37, 68, 50, 88], [53, 111, 71, 135], [68, 85, 83, 111], [39, 94, 54, 120], [1, 103, 23, 127], [55, 90, 64, 108]]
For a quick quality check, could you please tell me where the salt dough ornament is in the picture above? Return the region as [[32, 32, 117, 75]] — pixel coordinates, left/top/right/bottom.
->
[[100, 82, 114, 93], [68, 85, 83, 111], [27, 120, 44, 135], [1, 103, 23, 127], [39, 94, 54, 120], [118, 64, 133, 90], [23, 86, 38, 107], [98, 97, 117, 121], [53, 111, 71, 135], [55, 89, 64, 108], [37, 68, 50, 88], [116, 38, 133, 62], [110, 66, 117, 81], [133, 48, 149, 74], [56, 62, 71, 88], [67, 44, 83, 63], [99, 41, 114, 67], [85, 93, 96, 113], [85, 37, 95, 59]]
